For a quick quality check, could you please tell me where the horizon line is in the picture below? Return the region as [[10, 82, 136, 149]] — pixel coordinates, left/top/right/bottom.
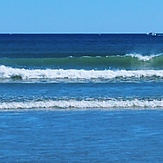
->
[[0, 32, 158, 35]]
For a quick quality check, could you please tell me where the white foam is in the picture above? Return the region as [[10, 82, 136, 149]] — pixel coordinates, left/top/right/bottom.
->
[[0, 99, 163, 110], [126, 53, 162, 61], [0, 65, 163, 81]]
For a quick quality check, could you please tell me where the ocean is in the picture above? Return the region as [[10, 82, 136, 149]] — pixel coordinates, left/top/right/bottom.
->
[[0, 34, 163, 162]]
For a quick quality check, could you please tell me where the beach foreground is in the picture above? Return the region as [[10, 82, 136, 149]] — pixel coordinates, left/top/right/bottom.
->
[[1, 109, 163, 162]]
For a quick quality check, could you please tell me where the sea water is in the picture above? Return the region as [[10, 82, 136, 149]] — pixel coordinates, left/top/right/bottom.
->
[[0, 34, 163, 162]]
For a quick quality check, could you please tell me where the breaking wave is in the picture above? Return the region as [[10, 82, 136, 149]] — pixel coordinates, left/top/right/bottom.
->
[[0, 98, 163, 110], [125, 53, 162, 61], [0, 53, 162, 69], [0, 65, 163, 82]]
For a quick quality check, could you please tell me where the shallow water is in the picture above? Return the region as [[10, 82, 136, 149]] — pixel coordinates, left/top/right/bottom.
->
[[0, 110, 163, 162]]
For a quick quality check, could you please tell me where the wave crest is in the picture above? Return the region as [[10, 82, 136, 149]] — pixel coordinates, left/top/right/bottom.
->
[[0, 99, 163, 110], [0, 53, 163, 69], [126, 53, 162, 61], [0, 65, 163, 82]]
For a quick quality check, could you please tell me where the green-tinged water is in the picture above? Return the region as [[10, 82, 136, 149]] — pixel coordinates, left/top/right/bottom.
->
[[0, 54, 163, 69]]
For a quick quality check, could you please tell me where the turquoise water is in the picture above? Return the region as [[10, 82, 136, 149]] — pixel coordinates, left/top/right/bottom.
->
[[0, 34, 163, 161]]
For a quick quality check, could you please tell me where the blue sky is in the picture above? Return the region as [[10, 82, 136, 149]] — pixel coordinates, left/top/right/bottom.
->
[[0, 0, 162, 33]]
